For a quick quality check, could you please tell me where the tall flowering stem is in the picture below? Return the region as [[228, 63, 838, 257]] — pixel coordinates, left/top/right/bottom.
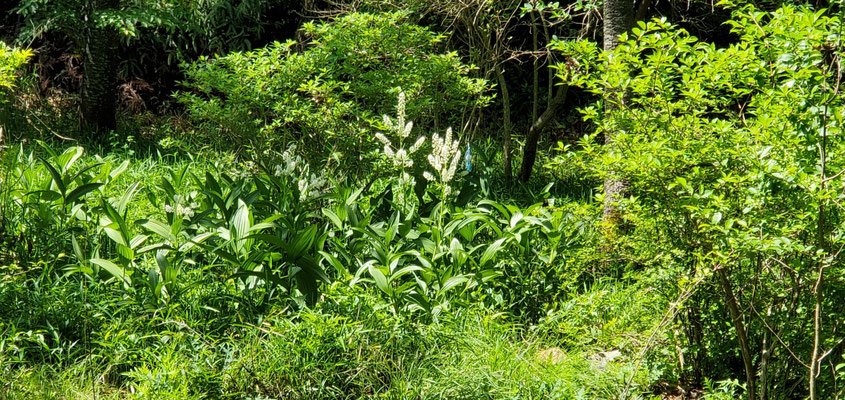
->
[[424, 127, 462, 198], [423, 127, 463, 237], [378, 91, 426, 212]]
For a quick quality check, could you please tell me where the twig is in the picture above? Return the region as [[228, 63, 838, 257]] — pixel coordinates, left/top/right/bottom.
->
[[749, 302, 809, 368]]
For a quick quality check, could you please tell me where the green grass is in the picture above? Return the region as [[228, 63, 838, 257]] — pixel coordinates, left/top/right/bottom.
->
[[1, 306, 660, 400]]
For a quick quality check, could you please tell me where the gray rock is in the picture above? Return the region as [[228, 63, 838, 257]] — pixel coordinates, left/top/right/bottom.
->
[[591, 349, 622, 368]]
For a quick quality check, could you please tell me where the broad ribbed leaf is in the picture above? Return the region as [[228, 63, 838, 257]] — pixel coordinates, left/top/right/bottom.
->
[[71, 236, 84, 261], [57, 146, 83, 173], [65, 183, 103, 205], [479, 199, 510, 219], [319, 251, 349, 277], [369, 264, 390, 295], [117, 182, 141, 216], [294, 270, 320, 306], [90, 258, 131, 285], [295, 255, 329, 283], [116, 243, 135, 261], [110, 160, 130, 180], [392, 265, 423, 280], [156, 251, 176, 283], [509, 212, 524, 229], [68, 163, 102, 185], [289, 225, 317, 260], [323, 208, 343, 230], [480, 238, 508, 267], [231, 199, 251, 252], [139, 219, 172, 239], [178, 232, 216, 252], [248, 234, 285, 248], [40, 158, 66, 196], [249, 222, 276, 232], [440, 275, 469, 294], [104, 226, 128, 247], [128, 234, 149, 249]]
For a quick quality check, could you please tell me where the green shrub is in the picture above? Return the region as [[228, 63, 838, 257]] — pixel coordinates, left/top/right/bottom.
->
[[177, 12, 490, 171], [557, 6, 845, 396], [0, 42, 32, 139], [0, 43, 30, 92]]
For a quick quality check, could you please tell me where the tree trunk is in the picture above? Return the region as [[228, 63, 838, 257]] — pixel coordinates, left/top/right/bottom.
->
[[810, 94, 831, 400], [496, 65, 513, 181], [601, 0, 633, 231], [809, 267, 824, 400], [809, 173, 827, 400], [517, 84, 567, 182], [759, 305, 775, 400], [718, 267, 757, 400], [81, 0, 119, 138], [531, 10, 539, 124]]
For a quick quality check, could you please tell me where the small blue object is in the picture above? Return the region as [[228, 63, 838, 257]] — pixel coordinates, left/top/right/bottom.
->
[[465, 145, 472, 172]]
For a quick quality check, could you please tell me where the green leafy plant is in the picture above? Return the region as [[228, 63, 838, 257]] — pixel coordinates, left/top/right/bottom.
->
[[557, 7, 845, 397], [177, 12, 490, 169], [0, 43, 32, 92]]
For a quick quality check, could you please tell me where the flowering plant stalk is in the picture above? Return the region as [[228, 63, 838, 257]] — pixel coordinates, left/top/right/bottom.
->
[[376, 91, 426, 213], [424, 126, 463, 199]]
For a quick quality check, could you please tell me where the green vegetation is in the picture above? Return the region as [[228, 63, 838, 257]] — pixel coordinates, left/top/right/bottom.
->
[[2, 1, 845, 399], [0, 44, 31, 91], [178, 12, 489, 156]]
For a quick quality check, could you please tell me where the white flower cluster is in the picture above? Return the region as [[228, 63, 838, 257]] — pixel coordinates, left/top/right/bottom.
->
[[274, 145, 328, 201], [383, 92, 412, 138], [164, 193, 199, 218], [376, 92, 426, 169], [376, 133, 425, 168], [377, 91, 466, 201], [297, 173, 327, 201], [424, 127, 463, 193], [377, 91, 433, 209]]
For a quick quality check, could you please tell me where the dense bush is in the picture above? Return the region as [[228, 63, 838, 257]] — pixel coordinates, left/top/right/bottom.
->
[[0, 137, 656, 398], [558, 6, 845, 397], [177, 12, 490, 168]]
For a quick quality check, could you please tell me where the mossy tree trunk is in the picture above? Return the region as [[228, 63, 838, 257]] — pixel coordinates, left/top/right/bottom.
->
[[600, 0, 633, 231], [81, 0, 119, 138], [497, 65, 513, 181]]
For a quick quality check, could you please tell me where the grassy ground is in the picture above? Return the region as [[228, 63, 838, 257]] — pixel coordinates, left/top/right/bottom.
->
[[1, 303, 658, 399]]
